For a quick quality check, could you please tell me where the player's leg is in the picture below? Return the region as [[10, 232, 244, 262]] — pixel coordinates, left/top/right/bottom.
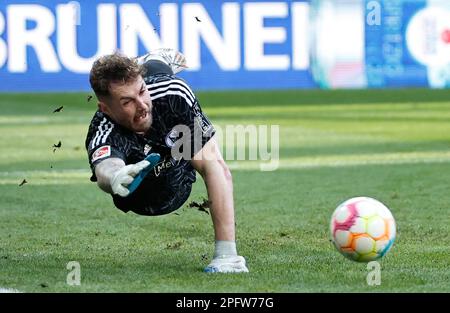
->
[[141, 59, 174, 76], [136, 48, 187, 75]]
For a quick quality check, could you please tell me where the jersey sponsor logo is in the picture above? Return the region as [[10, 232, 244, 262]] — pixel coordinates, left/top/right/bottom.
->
[[153, 158, 182, 177], [92, 145, 111, 162]]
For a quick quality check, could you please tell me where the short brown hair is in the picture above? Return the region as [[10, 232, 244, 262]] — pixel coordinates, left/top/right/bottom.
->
[[89, 52, 146, 98]]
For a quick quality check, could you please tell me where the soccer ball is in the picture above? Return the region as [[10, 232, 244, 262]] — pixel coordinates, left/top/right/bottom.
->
[[330, 197, 396, 262]]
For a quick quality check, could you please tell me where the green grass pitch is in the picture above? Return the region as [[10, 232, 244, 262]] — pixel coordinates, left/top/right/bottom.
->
[[0, 89, 449, 292]]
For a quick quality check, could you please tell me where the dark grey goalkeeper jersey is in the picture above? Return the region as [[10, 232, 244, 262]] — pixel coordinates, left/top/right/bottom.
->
[[85, 74, 215, 216]]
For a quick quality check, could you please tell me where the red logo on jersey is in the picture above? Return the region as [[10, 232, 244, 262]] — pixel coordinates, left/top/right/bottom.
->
[[92, 146, 111, 162]]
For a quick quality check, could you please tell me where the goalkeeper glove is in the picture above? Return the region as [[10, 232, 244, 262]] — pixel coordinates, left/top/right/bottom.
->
[[110, 153, 161, 197], [110, 160, 150, 197], [204, 255, 249, 273]]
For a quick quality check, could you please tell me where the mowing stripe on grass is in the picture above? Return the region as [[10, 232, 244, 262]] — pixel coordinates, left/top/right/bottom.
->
[[1, 149, 450, 184], [0, 287, 21, 293]]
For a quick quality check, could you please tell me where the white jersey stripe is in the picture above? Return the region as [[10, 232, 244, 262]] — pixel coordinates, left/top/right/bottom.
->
[[149, 82, 195, 104], [174, 79, 195, 99], [149, 83, 195, 104], [150, 90, 195, 107], [91, 117, 107, 149], [147, 79, 175, 89], [101, 123, 114, 144], [148, 79, 195, 102], [91, 118, 114, 149], [96, 121, 113, 146], [94, 120, 107, 147], [148, 78, 193, 94]]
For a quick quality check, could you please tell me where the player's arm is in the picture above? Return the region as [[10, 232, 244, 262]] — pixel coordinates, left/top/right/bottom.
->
[[94, 157, 150, 197], [95, 157, 126, 194], [191, 137, 249, 273], [161, 76, 247, 272], [190, 137, 235, 242], [160, 80, 235, 240]]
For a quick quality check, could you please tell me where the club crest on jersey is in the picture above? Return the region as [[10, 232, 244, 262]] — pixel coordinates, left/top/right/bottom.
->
[[144, 144, 152, 155], [165, 128, 179, 148], [92, 146, 111, 162]]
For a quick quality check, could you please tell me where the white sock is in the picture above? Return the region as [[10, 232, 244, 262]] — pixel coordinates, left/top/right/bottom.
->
[[214, 240, 237, 258]]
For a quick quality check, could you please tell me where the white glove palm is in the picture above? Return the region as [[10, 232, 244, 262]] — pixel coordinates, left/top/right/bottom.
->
[[204, 255, 249, 273], [110, 160, 150, 197]]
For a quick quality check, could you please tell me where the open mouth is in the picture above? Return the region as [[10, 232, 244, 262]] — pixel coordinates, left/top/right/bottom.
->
[[135, 111, 148, 122]]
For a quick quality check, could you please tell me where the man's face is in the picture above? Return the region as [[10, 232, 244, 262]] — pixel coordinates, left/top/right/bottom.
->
[[99, 76, 152, 133]]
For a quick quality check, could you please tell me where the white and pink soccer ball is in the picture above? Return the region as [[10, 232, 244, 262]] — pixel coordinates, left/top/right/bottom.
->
[[330, 197, 396, 262]]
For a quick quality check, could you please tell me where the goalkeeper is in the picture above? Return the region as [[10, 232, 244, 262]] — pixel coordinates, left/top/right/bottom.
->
[[85, 49, 248, 273]]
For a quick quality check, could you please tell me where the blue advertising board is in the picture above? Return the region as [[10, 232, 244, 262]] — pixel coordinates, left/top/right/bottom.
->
[[0, 0, 449, 91]]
